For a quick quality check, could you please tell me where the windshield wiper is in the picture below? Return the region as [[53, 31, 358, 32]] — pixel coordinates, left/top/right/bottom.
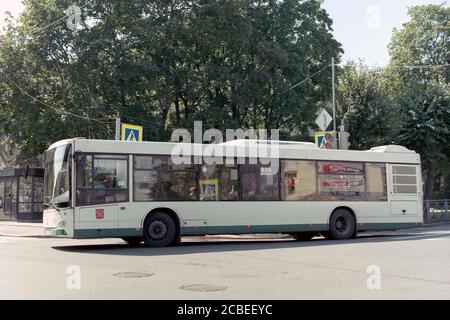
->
[[44, 200, 71, 210], [43, 202, 54, 210], [43, 201, 59, 210]]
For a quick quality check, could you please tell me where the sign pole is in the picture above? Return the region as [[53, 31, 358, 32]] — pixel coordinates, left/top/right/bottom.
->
[[115, 117, 121, 140], [332, 57, 336, 133], [332, 57, 338, 149]]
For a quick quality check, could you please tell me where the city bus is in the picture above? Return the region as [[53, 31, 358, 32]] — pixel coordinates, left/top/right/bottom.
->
[[42, 138, 423, 247]]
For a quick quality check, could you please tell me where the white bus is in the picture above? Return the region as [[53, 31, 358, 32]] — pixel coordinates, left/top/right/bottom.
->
[[43, 138, 423, 247]]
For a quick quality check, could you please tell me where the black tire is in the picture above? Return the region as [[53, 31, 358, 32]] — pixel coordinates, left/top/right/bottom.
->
[[121, 237, 143, 246], [329, 209, 356, 240], [143, 212, 177, 247], [292, 232, 316, 241]]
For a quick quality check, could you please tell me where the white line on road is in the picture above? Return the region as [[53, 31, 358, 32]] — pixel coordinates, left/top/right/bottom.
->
[[423, 237, 450, 241], [0, 236, 42, 242]]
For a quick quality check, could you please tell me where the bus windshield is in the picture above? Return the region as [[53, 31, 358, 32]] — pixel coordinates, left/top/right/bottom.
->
[[44, 144, 72, 208]]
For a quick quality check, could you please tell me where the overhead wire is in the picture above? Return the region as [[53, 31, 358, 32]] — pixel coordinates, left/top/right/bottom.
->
[[0, 69, 112, 123], [0, 1, 117, 125]]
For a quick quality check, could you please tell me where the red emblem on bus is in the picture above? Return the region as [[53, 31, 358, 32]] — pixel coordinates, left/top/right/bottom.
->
[[96, 209, 105, 220]]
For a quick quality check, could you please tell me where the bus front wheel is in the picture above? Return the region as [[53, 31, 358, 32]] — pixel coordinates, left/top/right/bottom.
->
[[143, 212, 177, 247], [328, 209, 356, 240]]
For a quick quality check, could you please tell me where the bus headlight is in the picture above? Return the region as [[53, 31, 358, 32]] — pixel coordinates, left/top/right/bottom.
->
[[58, 220, 66, 228], [43, 209, 60, 228]]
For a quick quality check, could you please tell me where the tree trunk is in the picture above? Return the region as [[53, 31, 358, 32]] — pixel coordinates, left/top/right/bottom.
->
[[160, 105, 169, 140], [174, 86, 181, 126], [230, 83, 240, 124], [181, 97, 190, 121]]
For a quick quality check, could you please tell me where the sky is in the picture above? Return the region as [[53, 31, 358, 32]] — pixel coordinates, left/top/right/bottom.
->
[[0, 0, 447, 67], [321, 0, 447, 66]]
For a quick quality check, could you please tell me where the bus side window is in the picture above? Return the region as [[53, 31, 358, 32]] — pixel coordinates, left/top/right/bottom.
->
[[198, 164, 239, 201], [281, 160, 317, 201], [366, 163, 387, 200], [76, 154, 128, 205], [240, 161, 279, 201], [317, 161, 365, 201], [133, 155, 196, 201]]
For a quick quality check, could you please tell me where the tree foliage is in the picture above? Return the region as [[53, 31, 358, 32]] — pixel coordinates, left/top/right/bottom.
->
[[387, 4, 449, 202], [336, 62, 395, 150], [0, 0, 342, 161], [337, 4, 449, 202]]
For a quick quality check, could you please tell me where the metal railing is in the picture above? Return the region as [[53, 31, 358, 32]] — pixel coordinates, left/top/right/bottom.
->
[[424, 199, 450, 223]]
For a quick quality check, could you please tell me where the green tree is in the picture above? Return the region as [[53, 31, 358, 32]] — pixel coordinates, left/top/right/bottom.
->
[[386, 4, 450, 209], [0, 0, 342, 162], [336, 62, 395, 150]]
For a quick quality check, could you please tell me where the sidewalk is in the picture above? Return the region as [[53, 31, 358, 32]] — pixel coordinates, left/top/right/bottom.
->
[[0, 221, 44, 237]]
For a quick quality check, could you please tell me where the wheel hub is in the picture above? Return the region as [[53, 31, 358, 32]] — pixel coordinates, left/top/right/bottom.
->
[[148, 220, 168, 240], [335, 217, 347, 232]]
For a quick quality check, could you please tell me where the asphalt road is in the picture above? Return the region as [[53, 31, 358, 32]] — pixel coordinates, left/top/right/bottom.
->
[[1, 225, 449, 299]]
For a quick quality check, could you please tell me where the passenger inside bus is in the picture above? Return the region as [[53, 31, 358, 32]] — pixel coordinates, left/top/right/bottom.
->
[[242, 173, 257, 200], [93, 174, 107, 201]]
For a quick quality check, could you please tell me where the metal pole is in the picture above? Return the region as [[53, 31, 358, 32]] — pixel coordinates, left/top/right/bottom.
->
[[332, 57, 336, 133], [115, 117, 121, 140]]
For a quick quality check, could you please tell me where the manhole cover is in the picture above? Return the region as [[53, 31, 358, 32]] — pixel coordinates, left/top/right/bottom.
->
[[113, 272, 154, 278], [180, 284, 227, 292]]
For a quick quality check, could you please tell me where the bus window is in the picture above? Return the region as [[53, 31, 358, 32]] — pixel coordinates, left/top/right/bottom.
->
[[317, 161, 365, 201], [240, 160, 279, 201], [133, 155, 196, 201], [76, 154, 128, 205], [366, 163, 387, 201], [281, 160, 317, 201], [199, 164, 239, 201]]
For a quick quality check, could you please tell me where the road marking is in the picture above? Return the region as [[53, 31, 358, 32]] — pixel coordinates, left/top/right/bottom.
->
[[423, 237, 450, 241], [0, 236, 42, 242], [378, 233, 450, 241], [0, 233, 42, 237]]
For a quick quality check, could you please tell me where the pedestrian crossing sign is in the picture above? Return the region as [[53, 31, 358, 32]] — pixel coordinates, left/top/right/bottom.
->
[[315, 131, 336, 149], [121, 123, 143, 142]]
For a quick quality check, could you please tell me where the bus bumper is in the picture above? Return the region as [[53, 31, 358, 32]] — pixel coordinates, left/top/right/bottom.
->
[[44, 228, 68, 237], [43, 208, 73, 238]]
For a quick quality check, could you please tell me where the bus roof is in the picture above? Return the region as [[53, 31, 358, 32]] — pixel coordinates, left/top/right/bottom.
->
[[48, 138, 421, 164]]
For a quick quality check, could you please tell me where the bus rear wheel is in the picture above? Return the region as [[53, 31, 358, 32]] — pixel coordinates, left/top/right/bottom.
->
[[143, 212, 177, 247], [329, 209, 356, 240]]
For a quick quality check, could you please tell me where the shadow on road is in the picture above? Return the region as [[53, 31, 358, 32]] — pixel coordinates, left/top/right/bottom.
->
[[51, 229, 450, 256]]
